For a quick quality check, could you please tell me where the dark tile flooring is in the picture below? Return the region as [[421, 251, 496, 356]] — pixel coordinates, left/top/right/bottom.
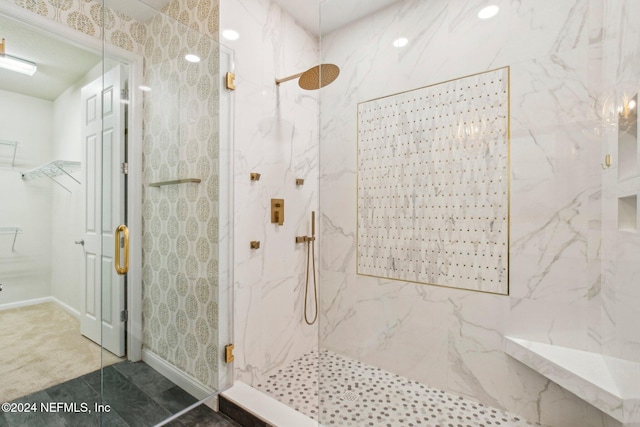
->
[[0, 361, 239, 427]]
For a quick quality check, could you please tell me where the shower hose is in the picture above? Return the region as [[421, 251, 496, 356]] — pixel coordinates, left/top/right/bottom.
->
[[304, 237, 318, 325]]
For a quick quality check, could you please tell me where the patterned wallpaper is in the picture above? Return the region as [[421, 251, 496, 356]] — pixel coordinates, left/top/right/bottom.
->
[[357, 67, 509, 295], [12, 0, 222, 389], [141, 10, 220, 388]]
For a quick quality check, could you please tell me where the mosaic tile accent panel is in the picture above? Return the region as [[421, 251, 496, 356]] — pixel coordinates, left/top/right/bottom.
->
[[256, 349, 541, 427], [357, 67, 510, 295]]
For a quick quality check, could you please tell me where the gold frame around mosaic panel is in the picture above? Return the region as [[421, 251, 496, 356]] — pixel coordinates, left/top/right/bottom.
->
[[355, 66, 511, 296]]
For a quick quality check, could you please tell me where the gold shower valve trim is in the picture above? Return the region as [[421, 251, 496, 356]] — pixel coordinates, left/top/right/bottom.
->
[[250, 241, 260, 249], [296, 178, 304, 186], [250, 172, 261, 181], [271, 198, 284, 225]]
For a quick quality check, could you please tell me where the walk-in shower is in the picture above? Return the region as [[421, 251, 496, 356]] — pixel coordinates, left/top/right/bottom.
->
[[221, 0, 640, 426]]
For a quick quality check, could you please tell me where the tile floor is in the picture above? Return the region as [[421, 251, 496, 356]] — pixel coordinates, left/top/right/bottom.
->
[[0, 361, 238, 427], [256, 349, 542, 427]]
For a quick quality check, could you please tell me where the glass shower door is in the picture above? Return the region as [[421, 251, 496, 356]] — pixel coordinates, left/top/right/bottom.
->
[[96, 0, 235, 425]]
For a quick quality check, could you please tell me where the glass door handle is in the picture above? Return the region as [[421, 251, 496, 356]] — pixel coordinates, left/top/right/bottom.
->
[[115, 224, 129, 275]]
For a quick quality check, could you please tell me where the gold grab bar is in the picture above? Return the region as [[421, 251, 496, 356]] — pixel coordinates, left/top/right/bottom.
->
[[115, 224, 129, 275]]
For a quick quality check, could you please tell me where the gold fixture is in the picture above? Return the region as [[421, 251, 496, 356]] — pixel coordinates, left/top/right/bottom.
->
[[224, 344, 235, 363], [271, 198, 284, 225], [602, 154, 612, 169], [149, 178, 201, 187], [296, 178, 304, 186], [275, 64, 340, 90], [302, 211, 318, 325], [250, 241, 260, 249], [250, 172, 261, 181], [226, 72, 236, 90], [114, 224, 129, 275]]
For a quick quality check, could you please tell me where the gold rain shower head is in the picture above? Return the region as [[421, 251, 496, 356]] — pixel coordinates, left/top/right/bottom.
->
[[275, 63, 340, 90]]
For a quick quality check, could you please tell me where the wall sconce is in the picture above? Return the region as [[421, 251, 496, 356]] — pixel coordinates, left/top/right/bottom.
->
[[0, 38, 37, 76]]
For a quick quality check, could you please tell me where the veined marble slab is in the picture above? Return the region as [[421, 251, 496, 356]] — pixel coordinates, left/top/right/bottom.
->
[[505, 336, 640, 424]]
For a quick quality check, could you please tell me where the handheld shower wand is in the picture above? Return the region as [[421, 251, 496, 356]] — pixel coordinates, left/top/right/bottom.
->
[[303, 211, 318, 325]]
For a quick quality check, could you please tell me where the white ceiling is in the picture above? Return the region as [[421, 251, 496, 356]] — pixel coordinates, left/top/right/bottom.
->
[[272, 0, 400, 35], [0, 14, 101, 101], [0, 0, 397, 101]]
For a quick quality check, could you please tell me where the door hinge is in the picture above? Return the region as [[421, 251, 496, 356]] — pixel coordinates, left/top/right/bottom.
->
[[225, 72, 236, 91], [224, 343, 235, 363], [120, 310, 128, 322], [121, 162, 128, 175], [121, 89, 129, 102]]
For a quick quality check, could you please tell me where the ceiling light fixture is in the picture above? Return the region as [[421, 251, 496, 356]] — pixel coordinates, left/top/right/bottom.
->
[[222, 29, 239, 41], [393, 37, 409, 48], [0, 38, 37, 76], [478, 5, 500, 19], [185, 54, 201, 63]]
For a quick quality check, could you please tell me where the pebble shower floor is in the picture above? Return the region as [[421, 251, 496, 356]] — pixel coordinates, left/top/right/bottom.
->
[[256, 350, 542, 427]]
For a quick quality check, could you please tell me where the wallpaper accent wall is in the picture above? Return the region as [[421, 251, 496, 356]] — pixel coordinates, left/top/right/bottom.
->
[[357, 67, 509, 295], [11, 0, 223, 390], [141, 11, 220, 389]]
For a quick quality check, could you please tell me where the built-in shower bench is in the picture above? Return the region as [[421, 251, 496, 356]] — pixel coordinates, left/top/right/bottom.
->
[[505, 336, 640, 425]]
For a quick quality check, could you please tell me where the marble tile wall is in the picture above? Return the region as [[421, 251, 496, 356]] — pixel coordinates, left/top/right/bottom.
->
[[219, 0, 320, 385], [319, 0, 637, 426]]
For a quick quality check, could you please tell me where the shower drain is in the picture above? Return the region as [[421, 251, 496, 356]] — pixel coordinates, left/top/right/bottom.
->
[[340, 390, 360, 402]]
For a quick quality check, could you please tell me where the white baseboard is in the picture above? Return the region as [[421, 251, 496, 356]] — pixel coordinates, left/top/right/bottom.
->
[[51, 297, 81, 319], [0, 296, 81, 319], [0, 296, 52, 312], [142, 349, 214, 401]]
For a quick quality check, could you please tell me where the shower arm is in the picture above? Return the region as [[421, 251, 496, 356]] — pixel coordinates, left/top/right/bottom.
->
[[275, 72, 304, 85]]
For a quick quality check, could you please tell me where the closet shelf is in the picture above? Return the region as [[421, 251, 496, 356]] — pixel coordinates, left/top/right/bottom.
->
[[0, 139, 18, 167], [0, 227, 22, 252], [21, 160, 81, 192]]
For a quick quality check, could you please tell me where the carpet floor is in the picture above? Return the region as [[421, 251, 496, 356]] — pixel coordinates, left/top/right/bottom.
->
[[0, 302, 123, 402]]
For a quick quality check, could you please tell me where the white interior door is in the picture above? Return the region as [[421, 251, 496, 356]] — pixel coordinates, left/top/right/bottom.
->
[[80, 65, 126, 357]]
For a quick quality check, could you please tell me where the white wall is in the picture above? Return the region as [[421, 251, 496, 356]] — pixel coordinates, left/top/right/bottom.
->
[[0, 90, 53, 305], [318, 0, 625, 426], [220, 0, 320, 385]]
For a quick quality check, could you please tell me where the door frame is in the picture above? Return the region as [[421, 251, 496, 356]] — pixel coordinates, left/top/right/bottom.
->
[[0, 1, 144, 361]]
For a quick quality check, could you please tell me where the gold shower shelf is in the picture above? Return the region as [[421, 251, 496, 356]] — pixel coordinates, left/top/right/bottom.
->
[[148, 178, 201, 187], [21, 160, 81, 193]]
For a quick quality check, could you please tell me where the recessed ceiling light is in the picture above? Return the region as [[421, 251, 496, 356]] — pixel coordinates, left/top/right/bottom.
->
[[222, 29, 239, 41], [393, 37, 408, 48], [139, 85, 151, 92], [185, 54, 201, 63], [478, 5, 499, 19]]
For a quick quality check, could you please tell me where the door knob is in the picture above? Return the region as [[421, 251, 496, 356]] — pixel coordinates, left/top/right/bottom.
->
[[75, 239, 85, 246]]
